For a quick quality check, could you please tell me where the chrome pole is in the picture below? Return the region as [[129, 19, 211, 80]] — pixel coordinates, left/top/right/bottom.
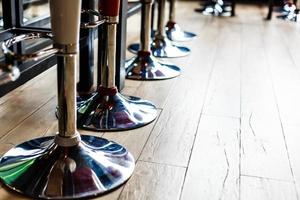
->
[[106, 17, 118, 88], [157, 0, 166, 37], [141, 0, 153, 52], [51, 0, 81, 146], [169, 0, 176, 22]]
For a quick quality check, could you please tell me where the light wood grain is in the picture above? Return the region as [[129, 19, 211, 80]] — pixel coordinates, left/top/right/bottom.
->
[[119, 161, 185, 200], [139, 19, 220, 167], [240, 176, 298, 200], [281, 125, 300, 197], [240, 21, 293, 181], [0, 67, 57, 139], [202, 22, 241, 118], [264, 21, 300, 127], [181, 115, 240, 200]]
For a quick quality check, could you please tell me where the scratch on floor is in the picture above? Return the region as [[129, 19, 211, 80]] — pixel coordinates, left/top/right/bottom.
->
[[248, 112, 267, 153]]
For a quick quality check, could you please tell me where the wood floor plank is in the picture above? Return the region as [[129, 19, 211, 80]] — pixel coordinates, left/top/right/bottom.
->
[[202, 22, 241, 118], [263, 22, 300, 127], [118, 161, 185, 200], [0, 67, 57, 139], [0, 97, 57, 149], [139, 19, 221, 167], [181, 115, 240, 200], [240, 20, 294, 181], [281, 125, 300, 197], [240, 176, 298, 200]]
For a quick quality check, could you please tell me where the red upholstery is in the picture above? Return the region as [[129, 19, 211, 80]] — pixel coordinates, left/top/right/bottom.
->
[[99, 0, 121, 17]]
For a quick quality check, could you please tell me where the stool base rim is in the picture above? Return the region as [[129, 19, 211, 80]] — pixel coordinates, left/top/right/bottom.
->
[[77, 92, 158, 131], [166, 23, 197, 42], [125, 53, 181, 80], [0, 135, 135, 199]]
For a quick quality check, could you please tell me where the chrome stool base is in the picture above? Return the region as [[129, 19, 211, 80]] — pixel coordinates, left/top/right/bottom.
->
[[277, 10, 299, 21], [195, 0, 232, 16], [77, 87, 158, 131], [0, 135, 135, 199], [165, 22, 196, 42], [125, 51, 181, 80], [128, 38, 190, 58]]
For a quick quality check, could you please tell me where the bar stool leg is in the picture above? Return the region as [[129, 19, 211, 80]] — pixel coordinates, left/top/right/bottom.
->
[[125, 0, 181, 80], [194, 0, 233, 16], [77, 0, 158, 131], [0, 0, 135, 199], [165, 0, 197, 42], [128, 0, 190, 57], [276, 0, 299, 21]]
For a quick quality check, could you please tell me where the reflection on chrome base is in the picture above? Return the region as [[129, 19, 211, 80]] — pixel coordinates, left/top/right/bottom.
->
[[195, 0, 232, 16], [128, 38, 190, 58], [125, 51, 181, 80], [0, 135, 135, 199], [77, 87, 158, 131], [277, 8, 299, 22], [165, 22, 197, 42]]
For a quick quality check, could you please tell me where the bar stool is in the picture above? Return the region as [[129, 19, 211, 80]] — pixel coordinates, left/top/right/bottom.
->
[[128, 0, 190, 58], [0, 0, 135, 199], [165, 0, 197, 42], [195, 0, 235, 17], [76, 0, 158, 130], [267, 0, 299, 21], [125, 0, 181, 80]]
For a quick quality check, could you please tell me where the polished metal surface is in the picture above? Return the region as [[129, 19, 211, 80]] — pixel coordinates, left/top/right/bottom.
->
[[0, 135, 135, 199], [277, 5, 298, 22], [195, 0, 232, 16], [106, 23, 117, 88], [165, 22, 196, 42], [0, 0, 135, 199], [0, 32, 57, 86], [151, 36, 190, 58], [0, 64, 20, 86], [167, 0, 196, 42], [126, 0, 181, 79], [2, 32, 58, 62], [128, 0, 190, 57], [128, 38, 190, 58], [77, 91, 157, 131], [125, 52, 181, 80]]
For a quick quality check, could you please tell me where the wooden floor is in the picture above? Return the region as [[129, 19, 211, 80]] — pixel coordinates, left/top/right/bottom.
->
[[1, 1, 300, 199]]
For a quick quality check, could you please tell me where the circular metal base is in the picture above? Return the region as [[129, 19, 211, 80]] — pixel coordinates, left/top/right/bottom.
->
[[151, 37, 190, 57], [195, 1, 232, 16], [128, 38, 190, 58], [77, 92, 158, 131], [277, 11, 298, 22], [125, 52, 181, 80], [165, 23, 197, 42], [128, 43, 141, 54], [0, 135, 135, 199]]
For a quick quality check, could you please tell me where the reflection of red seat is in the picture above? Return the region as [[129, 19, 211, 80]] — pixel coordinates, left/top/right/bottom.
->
[[73, 167, 102, 194]]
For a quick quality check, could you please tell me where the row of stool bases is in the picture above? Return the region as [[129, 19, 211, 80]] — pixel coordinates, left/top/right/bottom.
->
[[0, 0, 195, 199], [194, 0, 299, 22]]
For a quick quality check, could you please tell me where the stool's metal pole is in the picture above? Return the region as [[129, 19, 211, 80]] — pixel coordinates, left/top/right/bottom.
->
[[141, 0, 152, 52], [77, 0, 157, 131], [52, 0, 81, 146], [106, 17, 118, 88], [125, 0, 181, 80], [0, 1, 135, 199], [157, 0, 165, 37], [166, 0, 197, 42], [169, 0, 176, 22]]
